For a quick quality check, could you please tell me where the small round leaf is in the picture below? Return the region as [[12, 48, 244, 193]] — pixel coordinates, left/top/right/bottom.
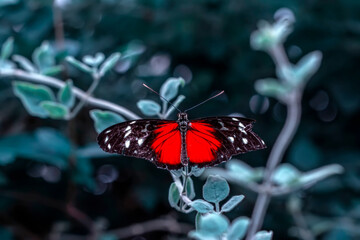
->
[[203, 175, 230, 203], [190, 200, 214, 214]]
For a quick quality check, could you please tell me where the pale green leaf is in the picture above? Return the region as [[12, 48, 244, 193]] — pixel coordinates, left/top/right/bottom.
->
[[272, 163, 301, 186], [160, 77, 185, 102], [190, 200, 214, 213], [253, 231, 273, 240], [199, 213, 229, 236], [227, 217, 250, 240], [137, 100, 161, 116], [66, 56, 92, 73], [99, 53, 121, 76], [221, 195, 244, 213], [40, 101, 69, 119], [89, 110, 125, 133], [168, 182, 180, 208], [58, 80, 75, 108], [1, 37, 13, 60], [255, 78, 291, 99], [13, 81, 55, 118], [203, 175, 230, 203]]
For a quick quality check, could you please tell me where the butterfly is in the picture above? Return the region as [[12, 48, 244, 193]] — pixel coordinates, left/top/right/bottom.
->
[[97, 85, 266, 170]]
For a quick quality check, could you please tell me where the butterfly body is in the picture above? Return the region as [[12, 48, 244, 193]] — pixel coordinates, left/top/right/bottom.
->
[[97, 112, 266, 170]]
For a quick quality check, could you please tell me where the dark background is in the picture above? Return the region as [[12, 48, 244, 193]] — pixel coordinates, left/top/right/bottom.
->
[[0, 0, 359, 239]]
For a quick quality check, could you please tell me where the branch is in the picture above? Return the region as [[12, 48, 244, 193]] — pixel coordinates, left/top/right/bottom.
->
[[0, 68, 141, 120], [246, 45, 303, 240]]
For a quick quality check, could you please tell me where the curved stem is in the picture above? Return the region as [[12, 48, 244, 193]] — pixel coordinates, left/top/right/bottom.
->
[[68, 72, 100, 119], [246, 94, 302, 239], [0, 69, 141, 120]]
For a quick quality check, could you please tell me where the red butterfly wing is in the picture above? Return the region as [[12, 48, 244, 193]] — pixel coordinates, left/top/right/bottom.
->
[[97, 120, 182, 169], [186, 117, 266, 168]]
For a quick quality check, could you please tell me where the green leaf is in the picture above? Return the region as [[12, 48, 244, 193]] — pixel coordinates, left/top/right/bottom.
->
[[12, 55, 37, 72], [32, 42, 55, 72], [190, 200, 214, 213], [299, 164, 343, 186], [13, 81, 55, 118], [137, 100, 161, 116], [188, 231, 217, 240], [160, 77, 185, 102], [170, 169, 182, 178], [168, 182, 180, 208], [227, 217, 250, 240], [199, 213, 229, 237], [83, 53, 105, 67], [203, 175, 230, 204], [99, 53, 121, 76], [253, 231, 273, 240], [58, 80, 75, 108], [66, 56, 92, 73], [1, 37, 13, 60], [72, 157, 95, 190], [221, 195, 244, 213], [294, 51, 322, 84], [272, 163, 301, 186], [42, 65, 63, 76], [89, 110, 125, 134], [0, 153, 15, 166], [0, 128, 70, 169], [191, 166, 205, 177], [226, 160, 259, 182], [255, 78, 291, 99], [186, 177, 196, 200], [0, 0, 18, 6], [40, 101, 69, 119]]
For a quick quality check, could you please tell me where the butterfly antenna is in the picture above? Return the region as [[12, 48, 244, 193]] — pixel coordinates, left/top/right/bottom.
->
[[185, 90, 225, 113], [142, 83, 181, 112]]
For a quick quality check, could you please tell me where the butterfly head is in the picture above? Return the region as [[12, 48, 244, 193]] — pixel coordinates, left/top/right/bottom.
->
[[177, 112, 188, 121], [177, 112, 189, 131]]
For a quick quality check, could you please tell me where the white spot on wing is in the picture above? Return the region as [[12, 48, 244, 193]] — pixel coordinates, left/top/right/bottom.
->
[[236, 147, 240, 150], [239, 127, 247, 134], [124, 130, 131, 138], [242, 138, 248, 144], [105, 130, 111, 134], [130, 121, 136, 124], [125, 126, 131, 131], [261, 140, 265, 144], [125, 140, 130, 148], [228, 136, 234, 143], [138, 138, 144, 146], [107, 144, 111, 149], [232, 118, 239, 121], [239, 122, 245, 128], [219, 121, 229, 130], [104, 136, 109, 143]]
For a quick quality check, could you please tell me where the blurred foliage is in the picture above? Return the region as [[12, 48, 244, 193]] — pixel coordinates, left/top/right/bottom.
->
[[0, 0, 359, 240]]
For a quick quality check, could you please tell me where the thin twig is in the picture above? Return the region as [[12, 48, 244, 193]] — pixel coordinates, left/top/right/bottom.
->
[[246, 44, 303, 239], [68, 72, 100, 119], [0, 68, 141, 120]]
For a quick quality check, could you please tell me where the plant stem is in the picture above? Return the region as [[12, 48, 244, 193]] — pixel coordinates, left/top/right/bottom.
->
[[0, 68, 141, 120], [246, 94, 302, 239], [68, 72, 100, 119]]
